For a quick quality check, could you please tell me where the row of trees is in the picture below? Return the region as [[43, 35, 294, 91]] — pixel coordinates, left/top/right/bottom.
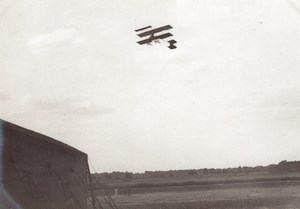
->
[[94, 171, 134, 181], [93, 160, 300, 181]]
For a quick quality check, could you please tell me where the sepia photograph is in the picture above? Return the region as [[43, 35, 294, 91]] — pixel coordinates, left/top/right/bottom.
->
[[0, 0, 300, 209]]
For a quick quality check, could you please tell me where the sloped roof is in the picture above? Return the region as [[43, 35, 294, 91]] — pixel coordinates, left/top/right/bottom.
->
[[0, 119, 87, 156]]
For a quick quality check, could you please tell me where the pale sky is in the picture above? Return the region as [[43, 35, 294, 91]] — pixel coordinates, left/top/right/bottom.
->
[[0, 0, 300, 173]]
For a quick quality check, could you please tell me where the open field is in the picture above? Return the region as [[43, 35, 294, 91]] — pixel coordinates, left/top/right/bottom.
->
[[93, 172, 300, 209], [111, 181, 300, 209], [98, 172, 300, 190]]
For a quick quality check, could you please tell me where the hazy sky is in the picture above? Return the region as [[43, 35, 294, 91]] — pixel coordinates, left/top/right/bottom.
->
[[0, 0, 299, 173]]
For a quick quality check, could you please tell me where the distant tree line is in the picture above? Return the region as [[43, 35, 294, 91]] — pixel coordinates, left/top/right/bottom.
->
[[92, 160, 300, 182], [92, 171, 134, 182]]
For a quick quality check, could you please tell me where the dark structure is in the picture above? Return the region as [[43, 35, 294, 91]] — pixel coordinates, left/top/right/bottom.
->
[[0, 119, 90, 209]]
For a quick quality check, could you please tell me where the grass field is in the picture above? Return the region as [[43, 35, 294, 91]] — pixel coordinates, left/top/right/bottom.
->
[[111, 181, 300, 209], [93, 173, 300, 209], [99, 172, 300, 190]]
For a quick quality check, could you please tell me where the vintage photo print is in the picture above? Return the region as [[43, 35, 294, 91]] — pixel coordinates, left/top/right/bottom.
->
[[0, 0, 300, 209]]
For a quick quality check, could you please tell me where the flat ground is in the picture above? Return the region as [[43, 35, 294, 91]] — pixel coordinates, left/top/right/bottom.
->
[[94, 173, 300, 209], [111, 181, 300, 209]]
